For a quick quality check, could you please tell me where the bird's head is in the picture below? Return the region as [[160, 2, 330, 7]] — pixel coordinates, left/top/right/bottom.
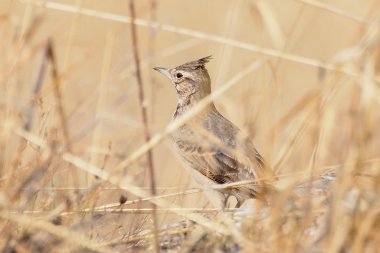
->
[[154, 56, 212, 102]]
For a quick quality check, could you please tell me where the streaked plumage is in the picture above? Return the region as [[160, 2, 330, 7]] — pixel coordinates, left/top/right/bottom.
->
[[154, 56, 275, 208]]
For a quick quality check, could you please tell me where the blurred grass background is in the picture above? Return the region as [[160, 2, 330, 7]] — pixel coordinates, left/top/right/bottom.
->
[[0, 0, 380, 252]]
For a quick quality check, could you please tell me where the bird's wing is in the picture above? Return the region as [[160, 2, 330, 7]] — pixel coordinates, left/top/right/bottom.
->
[[212, 147, 276, 202], [176, 138, 276, 203], [175, 140, 258, 184]]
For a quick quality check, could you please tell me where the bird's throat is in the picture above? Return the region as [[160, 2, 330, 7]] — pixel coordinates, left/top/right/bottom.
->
[[174, 96, 195, 118], [174, 94, 216, 119]]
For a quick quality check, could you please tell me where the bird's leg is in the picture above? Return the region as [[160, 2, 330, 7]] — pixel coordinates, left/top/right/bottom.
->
[[235, 198, 242, 208], [223, 193, 232, 210], [234, 194, 247, 208]]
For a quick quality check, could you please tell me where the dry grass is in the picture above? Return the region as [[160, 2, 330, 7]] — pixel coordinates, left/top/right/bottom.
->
[[1, 0, 380, 252]]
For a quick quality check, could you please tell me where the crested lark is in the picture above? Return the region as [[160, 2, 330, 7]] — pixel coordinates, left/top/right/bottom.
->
[[154, 56, 275, 208]]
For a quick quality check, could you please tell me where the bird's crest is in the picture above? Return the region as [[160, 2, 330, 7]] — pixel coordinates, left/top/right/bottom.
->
[[176, 55, 212, 70]]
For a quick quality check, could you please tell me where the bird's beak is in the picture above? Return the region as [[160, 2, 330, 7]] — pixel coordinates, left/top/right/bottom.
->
[[153, 67, 171, 80]]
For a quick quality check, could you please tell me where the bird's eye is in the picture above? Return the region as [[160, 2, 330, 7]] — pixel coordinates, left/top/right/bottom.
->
[[176, 73, 183, 78]]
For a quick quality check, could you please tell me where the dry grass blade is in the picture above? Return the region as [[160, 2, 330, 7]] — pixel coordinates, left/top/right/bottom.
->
[[22, 39, 50, 131], [20, 207, 235, 215], [129, 1, 159, 251], [296, 0, 371, 24], [46, 40, 72, 151]]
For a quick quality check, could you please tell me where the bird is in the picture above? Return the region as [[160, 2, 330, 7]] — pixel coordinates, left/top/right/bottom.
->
[[153, 56, 275, 208]]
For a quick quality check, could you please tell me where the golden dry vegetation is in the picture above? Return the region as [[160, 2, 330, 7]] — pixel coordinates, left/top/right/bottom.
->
[[0, 0, 380, 252]]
